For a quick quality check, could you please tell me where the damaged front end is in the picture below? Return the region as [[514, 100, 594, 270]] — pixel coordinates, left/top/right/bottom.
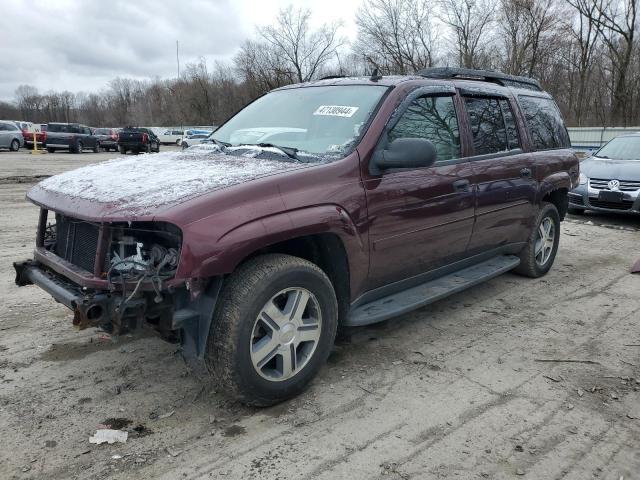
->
[[14, 209, 221, 358]]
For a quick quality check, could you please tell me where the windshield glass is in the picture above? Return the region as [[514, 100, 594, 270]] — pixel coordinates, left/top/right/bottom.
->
[[595, 136, 640, 160], [211, 85, 388, 157]]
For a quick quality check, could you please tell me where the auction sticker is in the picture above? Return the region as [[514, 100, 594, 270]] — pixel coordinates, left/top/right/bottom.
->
[[313, 105, 359, 117]]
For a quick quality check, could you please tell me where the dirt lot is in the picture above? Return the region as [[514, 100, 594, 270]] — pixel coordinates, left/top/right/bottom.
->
[[1, 149, 639, 480]]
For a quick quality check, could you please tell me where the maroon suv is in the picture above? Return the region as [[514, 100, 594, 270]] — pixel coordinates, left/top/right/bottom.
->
[[14, 68, 579, 405]]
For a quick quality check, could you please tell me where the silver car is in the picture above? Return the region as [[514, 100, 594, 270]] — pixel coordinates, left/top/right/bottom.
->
[[569, 133, 640, 215], [0, 120, 24, 151]]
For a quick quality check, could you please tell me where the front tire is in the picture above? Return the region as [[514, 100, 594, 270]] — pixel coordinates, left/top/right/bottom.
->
[[10, 139, 19, 151], [514, 202, 560, 278], [47, 147, 55, 153], [206, 254, 338, 406], [119, 145, 126, 154], [73, 141, 83, 154], [93, 142, 100, 153]]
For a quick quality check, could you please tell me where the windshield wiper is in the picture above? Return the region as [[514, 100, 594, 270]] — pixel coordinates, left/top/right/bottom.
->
[[239, 143, 301, 161], [209, 137, 230, 149]]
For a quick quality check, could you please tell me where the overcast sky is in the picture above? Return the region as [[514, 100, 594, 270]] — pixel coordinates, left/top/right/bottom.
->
[[0, 0, 361, 101]]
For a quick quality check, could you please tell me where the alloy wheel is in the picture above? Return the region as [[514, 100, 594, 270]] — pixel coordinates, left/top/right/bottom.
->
[[250, 287, 322, 382], [534, 217, 555, 266]]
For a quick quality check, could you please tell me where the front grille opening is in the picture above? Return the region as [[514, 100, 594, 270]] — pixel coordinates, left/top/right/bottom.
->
[[53, 213, 100, 273]]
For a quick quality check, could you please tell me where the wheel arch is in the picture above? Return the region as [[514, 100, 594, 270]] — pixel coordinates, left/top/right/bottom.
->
[[538, 172, 571, 220]]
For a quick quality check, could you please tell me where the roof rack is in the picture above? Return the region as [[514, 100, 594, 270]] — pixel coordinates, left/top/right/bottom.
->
[[417, 67, 542, 91]]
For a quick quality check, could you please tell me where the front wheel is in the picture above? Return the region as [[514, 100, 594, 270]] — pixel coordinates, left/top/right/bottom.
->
[[93, 142, 100, 153], [73, 141, 83, 154], [119, 145, 126, 154], [10, 139, 19, 151], [514, 202, 560, 278], [206, 254, 338, 406], [47, 147, 55, 154]]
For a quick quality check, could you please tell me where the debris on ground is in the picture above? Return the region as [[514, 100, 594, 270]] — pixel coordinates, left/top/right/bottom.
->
[[158, 410, 175, 419], [89, 429, 128, 444]]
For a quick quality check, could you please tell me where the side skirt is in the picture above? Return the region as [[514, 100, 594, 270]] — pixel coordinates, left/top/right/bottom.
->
[[346, 255, 520, 327]]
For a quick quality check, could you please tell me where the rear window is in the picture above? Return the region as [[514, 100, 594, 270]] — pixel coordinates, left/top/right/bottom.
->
[[94, 128, 109, 134], [518, 96, 570, 150], [47, 124, 69, 133]]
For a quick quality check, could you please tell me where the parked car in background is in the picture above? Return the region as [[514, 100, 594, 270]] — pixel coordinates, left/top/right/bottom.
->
[[117, 127, 160, 154], [93, 128, 119, 152], [569, 133, 640, 215], [158, 129, 184, 145], [45, 123, 99, 153], [0, 120, 24, 151], [180, 133, 210, 149], [13, 121, 45, 149], [14, 68, 578, 406]]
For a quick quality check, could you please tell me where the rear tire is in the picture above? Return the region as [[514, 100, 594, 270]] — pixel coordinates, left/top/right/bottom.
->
[[73, 141, 83, 154], [119, 145, 126, 154], [514, 202, 560, 278], [206, 254, 338, 406], [47, 147, 55, 154], [93, 142, 100, 153], [10, 139, 19, 151]]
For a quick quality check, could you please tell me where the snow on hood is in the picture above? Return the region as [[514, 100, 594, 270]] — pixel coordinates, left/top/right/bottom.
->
[[37, 146, 307, 216]]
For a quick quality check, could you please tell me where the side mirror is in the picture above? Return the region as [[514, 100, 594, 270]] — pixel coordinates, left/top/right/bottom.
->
[[373, 137, 437, 173]]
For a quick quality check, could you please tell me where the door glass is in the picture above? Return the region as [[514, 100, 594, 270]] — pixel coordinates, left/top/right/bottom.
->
[[464, 97, 508, 155], [518, 95, 570, 150], [388, 95, 461, 163], [500, 99, 521, 150]]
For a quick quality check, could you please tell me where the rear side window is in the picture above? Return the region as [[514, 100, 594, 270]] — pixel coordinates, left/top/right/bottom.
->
[[500, 99, 521, 150], [388, 95, 461, 163], [464, 97, 508, 156], [518, 96, 570, 150]]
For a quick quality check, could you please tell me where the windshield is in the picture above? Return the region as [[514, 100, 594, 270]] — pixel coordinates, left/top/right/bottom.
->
[[211, 85, 388, 157], [595, 136, 640, 160]]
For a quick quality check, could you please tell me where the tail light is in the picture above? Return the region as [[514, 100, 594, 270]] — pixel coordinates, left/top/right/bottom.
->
[[142, 133, 149, 143]]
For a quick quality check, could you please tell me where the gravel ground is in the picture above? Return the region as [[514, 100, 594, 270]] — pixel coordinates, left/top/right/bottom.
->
[[1, 150, 639, 480]]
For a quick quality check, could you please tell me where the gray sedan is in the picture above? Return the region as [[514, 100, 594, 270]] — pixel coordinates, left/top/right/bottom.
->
[[0, 120, 24, 151], [569, 133, 640, 215]]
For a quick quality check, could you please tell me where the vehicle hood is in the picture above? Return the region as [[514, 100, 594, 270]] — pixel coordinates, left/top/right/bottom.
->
[[28, 145, 308, 220], [581, 156, 640, 181]]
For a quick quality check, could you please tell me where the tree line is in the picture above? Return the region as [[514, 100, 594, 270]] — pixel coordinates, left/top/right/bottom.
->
[[1, 0, 638, 128]]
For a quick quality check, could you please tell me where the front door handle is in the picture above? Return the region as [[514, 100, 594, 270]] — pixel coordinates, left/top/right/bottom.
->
[[520, 168, 532, 178], [452, 179, 470, 192]]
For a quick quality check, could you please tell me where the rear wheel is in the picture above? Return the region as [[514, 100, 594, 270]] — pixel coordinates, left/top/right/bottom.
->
[[206, 254, 338, 406], [145, 143, 151, 154], [10, 139, 19, 151], [47, 147, 55, 154], [93, 142, 100, 153], [119, 145, 126, 154], [514, 202, 560, 278], [73, 141, 83, 154]]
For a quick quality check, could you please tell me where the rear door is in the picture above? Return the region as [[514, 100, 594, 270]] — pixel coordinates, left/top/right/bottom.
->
[[462, 94, 537, 255], [364, 89, 476, 290]]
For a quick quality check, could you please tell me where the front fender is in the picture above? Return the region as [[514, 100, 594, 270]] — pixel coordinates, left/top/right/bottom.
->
[[187, 204, 368, 289]]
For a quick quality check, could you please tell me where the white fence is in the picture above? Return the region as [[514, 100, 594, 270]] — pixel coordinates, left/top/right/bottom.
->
[[568, 127, 640, 150]]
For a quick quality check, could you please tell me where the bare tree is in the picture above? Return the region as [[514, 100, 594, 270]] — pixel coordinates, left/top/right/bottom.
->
[[354, 0, 438, 74], [257, 6, 343, 83], [439, 0, 496, 69], [498, 0, 563, 77], [569, 0, 638, 124]]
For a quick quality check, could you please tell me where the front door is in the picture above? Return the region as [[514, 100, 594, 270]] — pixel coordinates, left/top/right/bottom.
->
[[364, 92, 476, 291]]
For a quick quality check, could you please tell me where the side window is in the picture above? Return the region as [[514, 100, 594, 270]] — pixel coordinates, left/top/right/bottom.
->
[[518, 96, 570, 150], [0, 124, 7, 131], [388, 95, 461, 163], [500, 99, 521, 150], [464, 97, 507, 156]]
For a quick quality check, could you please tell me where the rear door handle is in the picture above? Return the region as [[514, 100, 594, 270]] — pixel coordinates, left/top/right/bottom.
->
[[520, 168, 532, 178], [452, 179, 470, 192]]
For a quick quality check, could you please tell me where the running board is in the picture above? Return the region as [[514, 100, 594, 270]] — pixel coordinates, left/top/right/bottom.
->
[[346, 255, 520, 327]]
